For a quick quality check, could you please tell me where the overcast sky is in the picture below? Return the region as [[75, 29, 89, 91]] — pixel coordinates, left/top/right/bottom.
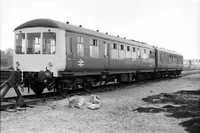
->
[[0, 0, 199, 59]]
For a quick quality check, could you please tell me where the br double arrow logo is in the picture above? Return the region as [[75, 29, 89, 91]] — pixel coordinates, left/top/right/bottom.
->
[[78, 59, 84, 67]]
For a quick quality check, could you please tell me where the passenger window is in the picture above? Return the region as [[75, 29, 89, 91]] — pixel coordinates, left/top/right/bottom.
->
[[144, 49, 146, 54], [149, 50, 155, 58], [77, 44, 84, 57], [120, 45, 124, 50], [119, 45, 125, 59], [77, 36, 84, 43], [132, 47, 135, 52], [111, 43, 119, 59], [125, 46, 131, 59], [142, 49, 148, 59], [15, 33, 26, 54], [77, 36, 84, 57], [43, 32, 56, 54], [27, 32, 41, 54], [127, 46, 130, 51], [90, 38, 99, 46], [113, 43, 118, 49], [90, 38, 99, 58]]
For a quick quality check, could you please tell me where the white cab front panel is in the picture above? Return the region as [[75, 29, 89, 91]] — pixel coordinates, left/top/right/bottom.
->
[[13, 28, 66, 76]]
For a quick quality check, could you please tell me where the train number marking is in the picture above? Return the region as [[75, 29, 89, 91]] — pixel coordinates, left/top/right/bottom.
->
[[78, 59, 84, 67]]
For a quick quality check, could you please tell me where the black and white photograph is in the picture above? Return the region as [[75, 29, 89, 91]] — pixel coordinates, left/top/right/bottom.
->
[[0, 0, 200, 133]]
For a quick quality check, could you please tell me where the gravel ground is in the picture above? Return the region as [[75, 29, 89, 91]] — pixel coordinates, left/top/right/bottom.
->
[[1, 73, 200, 133]]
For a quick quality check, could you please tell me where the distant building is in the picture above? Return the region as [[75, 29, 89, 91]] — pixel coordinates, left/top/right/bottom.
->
[[184, 59, 200, 69]]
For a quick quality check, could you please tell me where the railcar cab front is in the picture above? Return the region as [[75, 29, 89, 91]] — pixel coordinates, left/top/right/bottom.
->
[[14, 25, 66, 95], [14, 27, 66, 76]]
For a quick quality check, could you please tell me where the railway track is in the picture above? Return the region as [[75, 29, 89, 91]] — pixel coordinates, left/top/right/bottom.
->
[[1, 90, 86, 111], [0, 79, 120, 111], [0, 70, 11, 84], [1, 70, 199, 111]]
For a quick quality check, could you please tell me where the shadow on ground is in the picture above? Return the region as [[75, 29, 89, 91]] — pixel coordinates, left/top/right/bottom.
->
[[134, 90, 200, 133]]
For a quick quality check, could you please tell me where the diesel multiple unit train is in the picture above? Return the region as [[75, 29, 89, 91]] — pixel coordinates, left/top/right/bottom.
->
[[13, 18, 183, 95]]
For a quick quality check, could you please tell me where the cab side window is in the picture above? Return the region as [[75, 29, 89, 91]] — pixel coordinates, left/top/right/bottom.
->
[[43, 32, 56, 54], [15, 33, 26, 54]]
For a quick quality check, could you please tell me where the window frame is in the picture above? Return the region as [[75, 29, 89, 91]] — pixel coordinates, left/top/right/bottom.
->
[[15, 33, 26, 54], [27, 32, 42, 54], [77, 36, 84, 57], [120, 45, 124, 50], [127, 46, 130, 51], [113, 43, 118, 49], [132, 47, 136, 52], [42, 32, 56, 55], [90, 38, 99, 46], [89, 38, 100, 58], [15, 29, 57, 55]]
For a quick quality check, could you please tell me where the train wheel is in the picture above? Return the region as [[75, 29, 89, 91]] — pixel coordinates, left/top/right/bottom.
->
[[55, 80, 70, 97], [31, 85, 45, 97], [84, 80, 92, 93]]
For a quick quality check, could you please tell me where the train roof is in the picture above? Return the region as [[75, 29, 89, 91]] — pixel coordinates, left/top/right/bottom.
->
[[155, 47, 183, 56], [14, 18, 152, 49]]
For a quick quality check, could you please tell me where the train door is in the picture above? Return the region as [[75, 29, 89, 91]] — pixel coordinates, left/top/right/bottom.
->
[[136, 48, 141, 61], [73, 35, 85, 71], [136, 47, 142, 69], [104, 43, 110, 70], [155, 49, 159, 70], [65, 32, 74, 71]]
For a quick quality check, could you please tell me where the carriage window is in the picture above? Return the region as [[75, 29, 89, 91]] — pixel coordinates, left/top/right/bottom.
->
[[133, 47, 135, 52], [15, 33, 26, 54], [149, 50, 155, 58], [77, 44, 84, 57], [27, 33, 41, 54], [120, 45, 124, 50], [113, 43, 117, 49], [90, 38, 99, 46], [77, 36, 84, 43], [77, 36, 84, 57], [127, 46, 130, 51], [43, 32, 56, 54], [111, 43, 119, 59], [144, 49, 146, 54], [142, 49, 148, 59], [90, 38, 99, 58]]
